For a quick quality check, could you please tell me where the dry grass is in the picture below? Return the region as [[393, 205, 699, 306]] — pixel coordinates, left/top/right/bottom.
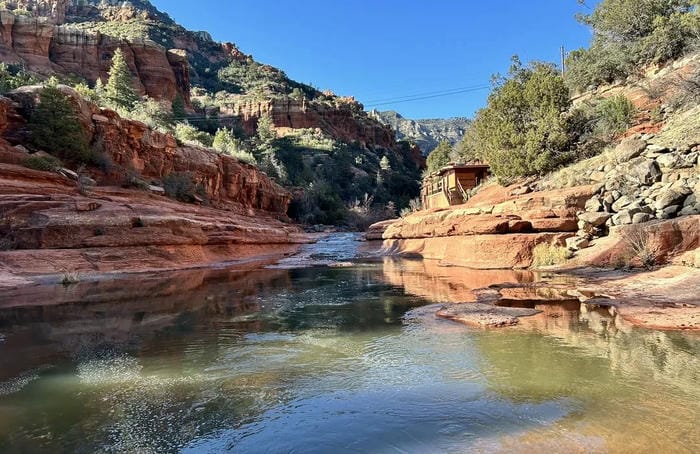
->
[[532, 243, 570, 268], [622, 225, 660, 269], [60, 269, 80, 286], [538, 145, 618, 190], [653, 105, 700, 149]]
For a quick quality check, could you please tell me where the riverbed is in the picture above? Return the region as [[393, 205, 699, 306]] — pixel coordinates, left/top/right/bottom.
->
[[0, 234, 698, 453]]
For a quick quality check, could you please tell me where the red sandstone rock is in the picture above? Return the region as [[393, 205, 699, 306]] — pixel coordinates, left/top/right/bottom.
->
[[379, 185, 596, 269], [575, 216, 700, 267], [228, 98, 397, 150], [382, 233, 572, 269], [529, 218, 579, 233], [436, 303, 541, 328], [1, 90, 291, 213], [0, 162, 310, 277], [366, 219, 398, 241], [0, 10, 190, 102]]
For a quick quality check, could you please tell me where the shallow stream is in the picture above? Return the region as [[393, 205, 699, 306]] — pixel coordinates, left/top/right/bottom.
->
[[0, 234, 698, 453]]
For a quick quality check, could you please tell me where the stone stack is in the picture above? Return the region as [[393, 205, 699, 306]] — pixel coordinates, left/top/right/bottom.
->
[[569, 137, 700, 251]]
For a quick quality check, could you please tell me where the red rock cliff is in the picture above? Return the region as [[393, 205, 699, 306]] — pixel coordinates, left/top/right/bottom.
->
[[0, 87, 309, 280], [1, 86, 291, 214], [226, 97, 397, 149], [0, 10, 190, 102]]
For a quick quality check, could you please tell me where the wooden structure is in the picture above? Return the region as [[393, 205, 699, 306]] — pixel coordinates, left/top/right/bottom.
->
[[421, 164, 490, 209]]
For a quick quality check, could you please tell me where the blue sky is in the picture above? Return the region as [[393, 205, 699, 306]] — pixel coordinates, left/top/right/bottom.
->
[[151, 1, 597, 119]]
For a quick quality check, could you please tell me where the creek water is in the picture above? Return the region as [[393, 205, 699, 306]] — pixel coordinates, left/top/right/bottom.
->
[[0, 234, 698, 453]]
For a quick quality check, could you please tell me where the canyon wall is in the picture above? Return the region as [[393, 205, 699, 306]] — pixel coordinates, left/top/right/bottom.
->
[[0, 10, 190, 102], [0, 86, 308, 279], [1, 86, 291, 213], [227, 98, 397, 149]]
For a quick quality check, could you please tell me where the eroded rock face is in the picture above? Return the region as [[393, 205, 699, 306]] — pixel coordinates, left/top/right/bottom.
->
[[0, 161, 309, 277], [376, 185, 596, 269], [0, 86, 308, 279], [229, 98, 397, 149], [0, 10, 190, 102], [1, 88, 291, 213]]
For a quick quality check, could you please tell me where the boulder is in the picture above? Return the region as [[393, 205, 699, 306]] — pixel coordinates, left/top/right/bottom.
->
[[611, 210, 633, 226], [657, 153, 681, 169], [148, 185, 165, 195], [578, 211, 611, 227], [679, 205, 700, 216], [611, 195, 635, 212], [654, 189, 688, 211], [632, 213, 653, 224], [661, 205, 681, 217], [628, 159, 662, 185], [566, 236, 590, 250], [58, 167, 78, 180], [615, 139, 647, 162], [585, 197, 603, 212], [436, 303, 541, 328]]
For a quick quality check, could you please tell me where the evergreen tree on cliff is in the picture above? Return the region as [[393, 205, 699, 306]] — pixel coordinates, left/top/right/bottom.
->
[[171, 93, 187, 121], [29, 78, 91, 163], [106, 49, 139, 109], [426, 141, 453, 173]]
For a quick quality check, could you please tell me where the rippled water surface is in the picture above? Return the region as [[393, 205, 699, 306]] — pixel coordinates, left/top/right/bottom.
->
[[0, 235, 699, 453]]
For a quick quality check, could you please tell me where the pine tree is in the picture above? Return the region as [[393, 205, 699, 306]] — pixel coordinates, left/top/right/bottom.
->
[[105, 48, 139, 109], [171, 93, 186, 121], [29, 80, 91, 162], [94, 77, 105, 101], [254, 113, 276, 152], [212, 128, 239, 154], [379, 155, 391, 171]]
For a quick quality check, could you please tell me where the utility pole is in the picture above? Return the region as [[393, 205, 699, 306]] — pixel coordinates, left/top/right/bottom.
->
[[560, 45, 566, 78]]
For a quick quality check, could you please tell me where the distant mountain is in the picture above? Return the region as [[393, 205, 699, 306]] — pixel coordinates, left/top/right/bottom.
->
[[370, 110, 471, 155]]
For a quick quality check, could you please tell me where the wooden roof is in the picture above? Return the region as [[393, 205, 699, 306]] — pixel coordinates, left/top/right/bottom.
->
[[430, 163, 490, 178]]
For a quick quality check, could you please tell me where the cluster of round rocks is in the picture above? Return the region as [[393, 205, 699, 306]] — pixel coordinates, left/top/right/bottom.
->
[[568, 136, 700, 251]]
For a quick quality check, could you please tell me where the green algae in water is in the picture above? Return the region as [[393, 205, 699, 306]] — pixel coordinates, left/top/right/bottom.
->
[[0, 260, 698, 453]]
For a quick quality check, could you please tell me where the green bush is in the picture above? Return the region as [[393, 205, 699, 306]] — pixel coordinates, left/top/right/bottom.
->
[[228, 149, 257, 165], [459, 59, 575, 182], [566, 0, 699, 91], [28, 82, 92, 163], [162, 172, 202, 203], [565, 43, 633, 92], [595, 94, 637, 137], [0, 62, 38, 94], [22, 155, 62, 172], [116, 97, 173, 132], [173, 122, 213, 147]]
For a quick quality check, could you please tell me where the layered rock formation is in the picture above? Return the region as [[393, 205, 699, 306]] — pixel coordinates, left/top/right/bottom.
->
[[229, 98, 396, 149], [0, 164, 307, 276], [378, 184, 596, 269], [2, 86, 291, 212], [0, 86, 309, 280], [0, 10, 190, 102]]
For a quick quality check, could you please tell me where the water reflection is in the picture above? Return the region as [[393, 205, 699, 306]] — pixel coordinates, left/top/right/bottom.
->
[[0, 258, 697, 453]]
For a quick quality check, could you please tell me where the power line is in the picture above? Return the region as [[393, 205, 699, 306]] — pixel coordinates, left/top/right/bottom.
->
[[363, 84, 490, 104], [177, 83, 492, 121], [364, 85, 490, 108]]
